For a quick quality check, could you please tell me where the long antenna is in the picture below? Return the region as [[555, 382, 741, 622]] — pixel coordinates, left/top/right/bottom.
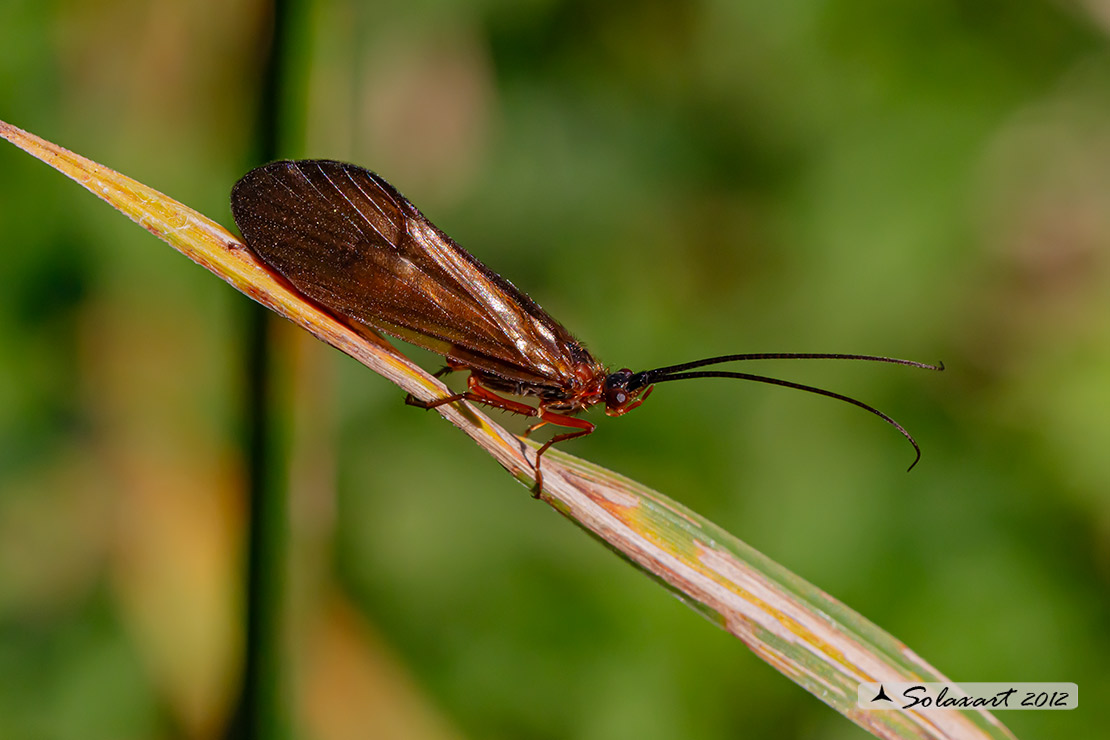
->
[[641, 353, 943, 379], [631, 355, 944, 471]]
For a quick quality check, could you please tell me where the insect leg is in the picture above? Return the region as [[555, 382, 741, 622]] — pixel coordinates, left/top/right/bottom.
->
[[522, 420, 548, 437], [529, 409, 595, 497], [404, 363, 460, 407], [403, 375, 594, 496], [405, 390, 466, 409], [457, 390, 594, 495], [406, 373, 539, 418], [458, 376, 544, 418]]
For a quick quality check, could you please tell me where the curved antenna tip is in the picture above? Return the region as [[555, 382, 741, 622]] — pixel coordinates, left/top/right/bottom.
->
[[647, 369, 928, 472]]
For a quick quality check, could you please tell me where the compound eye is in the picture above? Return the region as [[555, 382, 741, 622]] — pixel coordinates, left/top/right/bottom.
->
[[603, 382, 630, 409]]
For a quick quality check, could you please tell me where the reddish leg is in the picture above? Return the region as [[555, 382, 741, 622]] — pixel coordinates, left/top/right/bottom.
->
[[529, 408, 595, 497], [405, 373, 543, 419], [404, 374, 594, 496], [522, 420, 547, 437], [460, 386, 596, 494], [404, 365, 459, 407], [461, 377, 546, 418]]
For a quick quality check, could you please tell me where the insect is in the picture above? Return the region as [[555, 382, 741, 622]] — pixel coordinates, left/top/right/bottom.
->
[[231, 160, 941, 494]]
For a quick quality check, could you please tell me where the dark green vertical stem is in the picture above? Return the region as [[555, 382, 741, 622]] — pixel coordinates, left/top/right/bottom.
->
[[228, 0, 308, 738], [235, 295, 284, 740]]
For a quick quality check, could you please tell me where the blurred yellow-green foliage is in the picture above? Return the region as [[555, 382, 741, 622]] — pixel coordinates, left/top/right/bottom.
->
[[2, 1, 1109, 738]]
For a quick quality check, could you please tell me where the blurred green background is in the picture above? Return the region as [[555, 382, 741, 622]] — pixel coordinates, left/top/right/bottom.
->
[[2, 0, 1109, 738]]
